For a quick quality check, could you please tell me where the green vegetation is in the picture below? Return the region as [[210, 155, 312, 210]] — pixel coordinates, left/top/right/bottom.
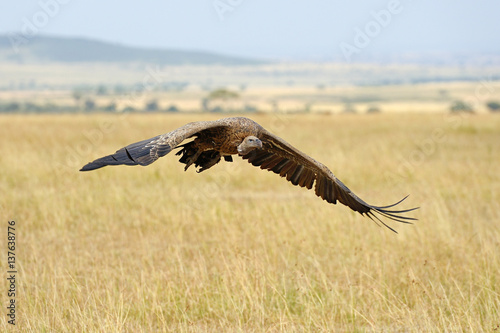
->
[[367, 105, 381, 113], [0, 102, 20, 112], [103, 102, 117, 112], [145, 100, 159, 112], [203, 88, 241, 113], [165, 105, 179, 112], [207, 88, 240, 100], [450, 100, 474, 113], [486, 100, 500, 112], [84, 98, 96, 111]]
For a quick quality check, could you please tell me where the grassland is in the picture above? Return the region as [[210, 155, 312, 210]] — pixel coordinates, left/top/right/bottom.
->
[[0, 112, 499, 332]]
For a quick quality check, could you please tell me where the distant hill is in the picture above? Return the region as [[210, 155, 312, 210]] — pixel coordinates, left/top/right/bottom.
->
[[0, 35, 263, 65]]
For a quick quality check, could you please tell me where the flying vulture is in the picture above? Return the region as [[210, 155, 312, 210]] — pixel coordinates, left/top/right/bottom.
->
[[81, 117, 417, 232]]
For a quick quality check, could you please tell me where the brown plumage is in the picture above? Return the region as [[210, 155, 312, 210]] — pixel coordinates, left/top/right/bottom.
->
[[80, 117, 417, 232]]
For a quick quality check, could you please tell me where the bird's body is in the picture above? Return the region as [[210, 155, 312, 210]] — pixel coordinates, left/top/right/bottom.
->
[[184, 117, 261, 154], [174, 117, 264, 171], [81, 117, 417, 232]]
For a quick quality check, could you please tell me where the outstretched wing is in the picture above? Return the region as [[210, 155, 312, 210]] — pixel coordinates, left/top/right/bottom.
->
[[242, 130, 418, 232], [80, 120, 227, 171]]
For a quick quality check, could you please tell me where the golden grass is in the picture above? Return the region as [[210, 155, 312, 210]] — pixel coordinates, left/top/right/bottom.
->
[[1, 113, 499, 332]]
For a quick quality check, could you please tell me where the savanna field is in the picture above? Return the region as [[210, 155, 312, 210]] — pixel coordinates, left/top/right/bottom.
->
[[0, 112, 499, 332]]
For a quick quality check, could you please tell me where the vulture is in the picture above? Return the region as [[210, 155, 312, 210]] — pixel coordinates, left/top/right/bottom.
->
[[81, 117, 417, 232]]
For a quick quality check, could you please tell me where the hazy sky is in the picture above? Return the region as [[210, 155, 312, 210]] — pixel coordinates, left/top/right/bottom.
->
[[1, 0, 500, 61]]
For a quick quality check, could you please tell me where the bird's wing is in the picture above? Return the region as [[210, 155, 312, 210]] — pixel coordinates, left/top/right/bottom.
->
[[241, 129, 418, 232], [80, 120, 228, 171]]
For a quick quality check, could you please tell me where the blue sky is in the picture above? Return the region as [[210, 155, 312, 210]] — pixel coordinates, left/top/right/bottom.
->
[[1, 0, 500, 61]]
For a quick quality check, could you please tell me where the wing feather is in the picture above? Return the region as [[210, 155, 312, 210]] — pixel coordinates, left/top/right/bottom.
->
[[241, 129, 418, 232], [280, 161, 296, 177], [260, 155, 283, 170], [80, 120, 228, 171], [271, 159, 291, 174], [290, 165, 304, 185]]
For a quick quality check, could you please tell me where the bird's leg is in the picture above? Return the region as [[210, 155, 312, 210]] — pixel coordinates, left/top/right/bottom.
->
[[176, 141, 204, 171], [177, 138, 222, 172], [196, 151, 222, 173], [183, 150, 203, 171]]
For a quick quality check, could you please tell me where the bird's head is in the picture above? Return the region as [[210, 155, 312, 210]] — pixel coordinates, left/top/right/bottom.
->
[[237, 136, 263, 155]]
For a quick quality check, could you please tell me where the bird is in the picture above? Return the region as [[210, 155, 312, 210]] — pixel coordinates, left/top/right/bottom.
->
[[80, 116, 417, 232]]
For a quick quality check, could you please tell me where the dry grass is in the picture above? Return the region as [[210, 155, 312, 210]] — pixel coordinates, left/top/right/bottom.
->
[[0, 112, 499, 332]]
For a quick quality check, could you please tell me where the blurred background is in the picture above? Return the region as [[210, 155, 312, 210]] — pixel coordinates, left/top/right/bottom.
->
[[1, 0, 500, 114]]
